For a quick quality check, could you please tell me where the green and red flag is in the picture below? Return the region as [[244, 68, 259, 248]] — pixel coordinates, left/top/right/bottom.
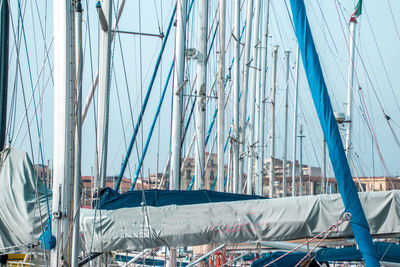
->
[[351, 0, 362, 19]]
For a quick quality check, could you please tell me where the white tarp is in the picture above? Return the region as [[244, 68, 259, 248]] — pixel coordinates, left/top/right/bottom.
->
[[0, 148, 51, 253], [80, 190, 400, 252]]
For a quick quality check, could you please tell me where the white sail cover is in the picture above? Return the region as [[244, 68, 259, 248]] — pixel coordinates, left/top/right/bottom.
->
[[0, 148, 51, 253], [80, 190, 400, 252]]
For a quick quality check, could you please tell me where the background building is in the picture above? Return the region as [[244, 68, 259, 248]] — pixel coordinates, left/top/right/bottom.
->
[[35, 154, 400, 208]]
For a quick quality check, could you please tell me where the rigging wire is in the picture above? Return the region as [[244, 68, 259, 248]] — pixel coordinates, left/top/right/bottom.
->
[[138, 0, 145, 182], [152, 0, 161, 35], [8, 0, 25, 146], [107, 5, 145, 182], [386, 0, 400, 46], [363, 8, 400, 114], [11, 38, 53, 147], [17, 66, 53, 151], [156, 0, 163, 186], [333, 0, 393, 184], [315, 0, 339, 53], [10, 0, 51, 259], [88, 0, 103, 260], [29, 0, 39, 78], [112, 64, 134, 179], [114, 2, 179, 191], [7, 0, 21, 145], [272, 1, 325, 171], [83, 0, 98, 216], [265, 214, 351, 267], [112, 3, 135, 179], [307, 0, 346, 109]]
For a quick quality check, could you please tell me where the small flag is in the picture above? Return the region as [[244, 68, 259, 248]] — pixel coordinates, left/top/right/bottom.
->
[[351, 0, 362, 19]]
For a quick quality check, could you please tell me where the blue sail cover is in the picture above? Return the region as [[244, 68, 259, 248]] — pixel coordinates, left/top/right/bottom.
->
[[250, 243, 400, 266], [93, 188, 265, 209], [288, 0, 379, 265], [251, 251, 312, 267], [316, 242, 400, 263]]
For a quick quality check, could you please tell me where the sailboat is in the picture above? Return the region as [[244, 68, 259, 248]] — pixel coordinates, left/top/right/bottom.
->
[[1, 0, 400, 266]]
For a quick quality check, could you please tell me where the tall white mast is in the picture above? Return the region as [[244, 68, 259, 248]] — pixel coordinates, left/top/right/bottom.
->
[[51, 0, 75, 265], [256, 0, 270, 196], [232, 0, 240, 193], [96, 0, 112, 188], [246, 0, 262, 195], [322, 138, 327, 193], [291, 47, 300, 197], [298, 125, 305, 196], [238, 0, 254, 193], [345, 18, 357, 159], [195, 0, 208, 190], [71, 2, 83, 266], [282, 51, 290, 197], [170, 0, 186, 190], [269, 45, 278, 198], [217, 0, 226, 192], [169, 2, 186, 266]]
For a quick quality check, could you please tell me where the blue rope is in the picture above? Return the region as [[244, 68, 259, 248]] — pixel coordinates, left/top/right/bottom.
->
[[181, 98, 196, 148], [114, 4, 176, 191], [116, 0, 195, 191], [206, 21, 219, 63], [130, 61, 174, 190]]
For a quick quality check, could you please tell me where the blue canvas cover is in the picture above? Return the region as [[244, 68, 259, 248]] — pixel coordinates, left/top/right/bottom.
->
[[93, 188, 266, 209], [114, 255, 189, 266], [316, 246, 362, 262], [251, 251, 312, 267], [251, 242, 400, 266], [288, 0, 379, 265], [316, 242, 400, 263]]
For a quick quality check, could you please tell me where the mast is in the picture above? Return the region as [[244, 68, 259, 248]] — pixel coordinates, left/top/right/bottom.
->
[[169, 3, 186, 264], [298, 125, 305, 196], [256, 0, 270, 196], [232, 0, 240, 193], [345, 17, 357, 159], [238, 0, 254, 193], [170, 0, 186, 191], [217, 0, 226, 192], [96, 0, 112, 188], [51, 0, 75, 265], [0, 0, 9, 150], [246, 0, 262, 195], [71, 2, 83, 266], [194, 0, 208, 190], [269, 45, 278, 198], [322, 138, 327, 193], [291, 47, 300, 197], [282, 51, 290, 197]]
